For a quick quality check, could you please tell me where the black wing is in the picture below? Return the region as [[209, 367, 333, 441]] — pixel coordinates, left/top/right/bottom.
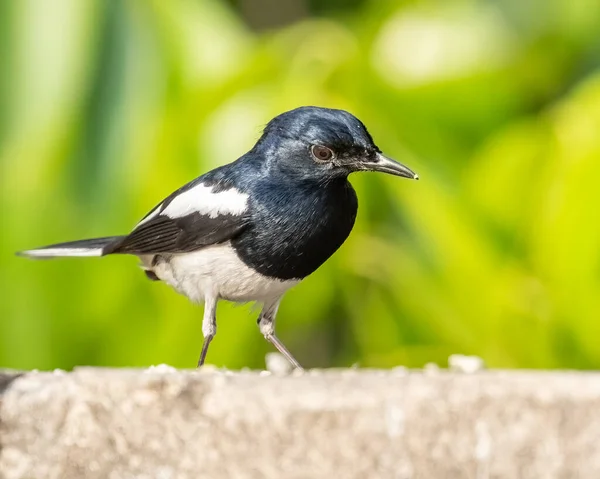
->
[[107, 178, 250, 255]]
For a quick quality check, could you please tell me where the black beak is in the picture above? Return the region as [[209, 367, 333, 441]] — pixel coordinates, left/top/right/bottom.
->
[[363, 153, 419, 179]]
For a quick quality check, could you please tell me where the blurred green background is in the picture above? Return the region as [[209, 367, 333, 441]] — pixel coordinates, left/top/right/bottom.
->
[[2, 0, 600, 371]]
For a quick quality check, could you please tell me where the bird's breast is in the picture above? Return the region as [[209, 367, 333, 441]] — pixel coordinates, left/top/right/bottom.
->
[[232, 180, 358, 280]]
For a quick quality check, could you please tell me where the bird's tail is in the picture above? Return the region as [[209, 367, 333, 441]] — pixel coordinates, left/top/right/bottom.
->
[[17, 236, 126, 259]]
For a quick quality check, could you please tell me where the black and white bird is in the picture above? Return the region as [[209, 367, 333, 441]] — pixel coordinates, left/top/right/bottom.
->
[[18, 106, 418, 369]]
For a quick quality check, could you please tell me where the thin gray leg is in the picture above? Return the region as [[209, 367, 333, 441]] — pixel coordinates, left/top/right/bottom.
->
[[197, 295, 218, 368], [258, 298, 303, 370]]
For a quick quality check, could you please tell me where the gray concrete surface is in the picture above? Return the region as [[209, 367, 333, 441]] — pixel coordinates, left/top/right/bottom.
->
[[1, 367, 600, 478]]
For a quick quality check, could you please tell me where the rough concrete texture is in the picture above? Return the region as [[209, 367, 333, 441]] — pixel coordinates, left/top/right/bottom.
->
[[1, 368, 600, 479]]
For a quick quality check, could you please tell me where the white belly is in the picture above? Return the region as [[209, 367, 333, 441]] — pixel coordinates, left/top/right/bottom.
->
[[142, 242, 299, 303]]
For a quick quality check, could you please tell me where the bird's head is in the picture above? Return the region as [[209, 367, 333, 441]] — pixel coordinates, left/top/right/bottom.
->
[[254, 106, 418, 182]]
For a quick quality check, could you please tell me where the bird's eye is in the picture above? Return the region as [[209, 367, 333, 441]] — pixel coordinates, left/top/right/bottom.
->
[[311, 145, 335, 162]]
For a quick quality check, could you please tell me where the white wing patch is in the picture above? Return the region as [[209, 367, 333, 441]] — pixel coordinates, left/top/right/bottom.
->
[[136, 183, 249, 227], [164, 184, 248, 219]]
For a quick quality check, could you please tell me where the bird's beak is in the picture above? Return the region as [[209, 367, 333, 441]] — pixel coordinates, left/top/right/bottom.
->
[[364, 153, 419, 180]]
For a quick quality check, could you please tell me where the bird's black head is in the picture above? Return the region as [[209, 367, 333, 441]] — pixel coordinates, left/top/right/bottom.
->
[[253, 106, 418, 182]]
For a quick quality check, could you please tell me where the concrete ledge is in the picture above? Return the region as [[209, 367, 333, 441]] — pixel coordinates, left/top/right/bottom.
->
[[1, 368, 600, 478]]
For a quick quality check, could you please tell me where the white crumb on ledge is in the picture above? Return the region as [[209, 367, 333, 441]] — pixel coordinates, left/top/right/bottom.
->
[[145, 364, 178, 374], [265, 353, 293, 375], [196, 364, 220, 373], [448, 354, 486, 374], [423, 362, 440, 375], [391, 366, 408, 376]]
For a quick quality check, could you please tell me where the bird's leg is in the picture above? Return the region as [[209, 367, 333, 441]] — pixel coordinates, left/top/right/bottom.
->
[[258, 299, 304, 370], [198, 295, 218, 368]]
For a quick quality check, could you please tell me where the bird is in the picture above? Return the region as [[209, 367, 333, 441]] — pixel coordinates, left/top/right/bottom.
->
[[18, 106, 418, 370]]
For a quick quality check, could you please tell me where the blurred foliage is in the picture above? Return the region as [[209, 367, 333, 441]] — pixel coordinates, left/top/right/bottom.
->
[[2, 0, 600, 370]]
